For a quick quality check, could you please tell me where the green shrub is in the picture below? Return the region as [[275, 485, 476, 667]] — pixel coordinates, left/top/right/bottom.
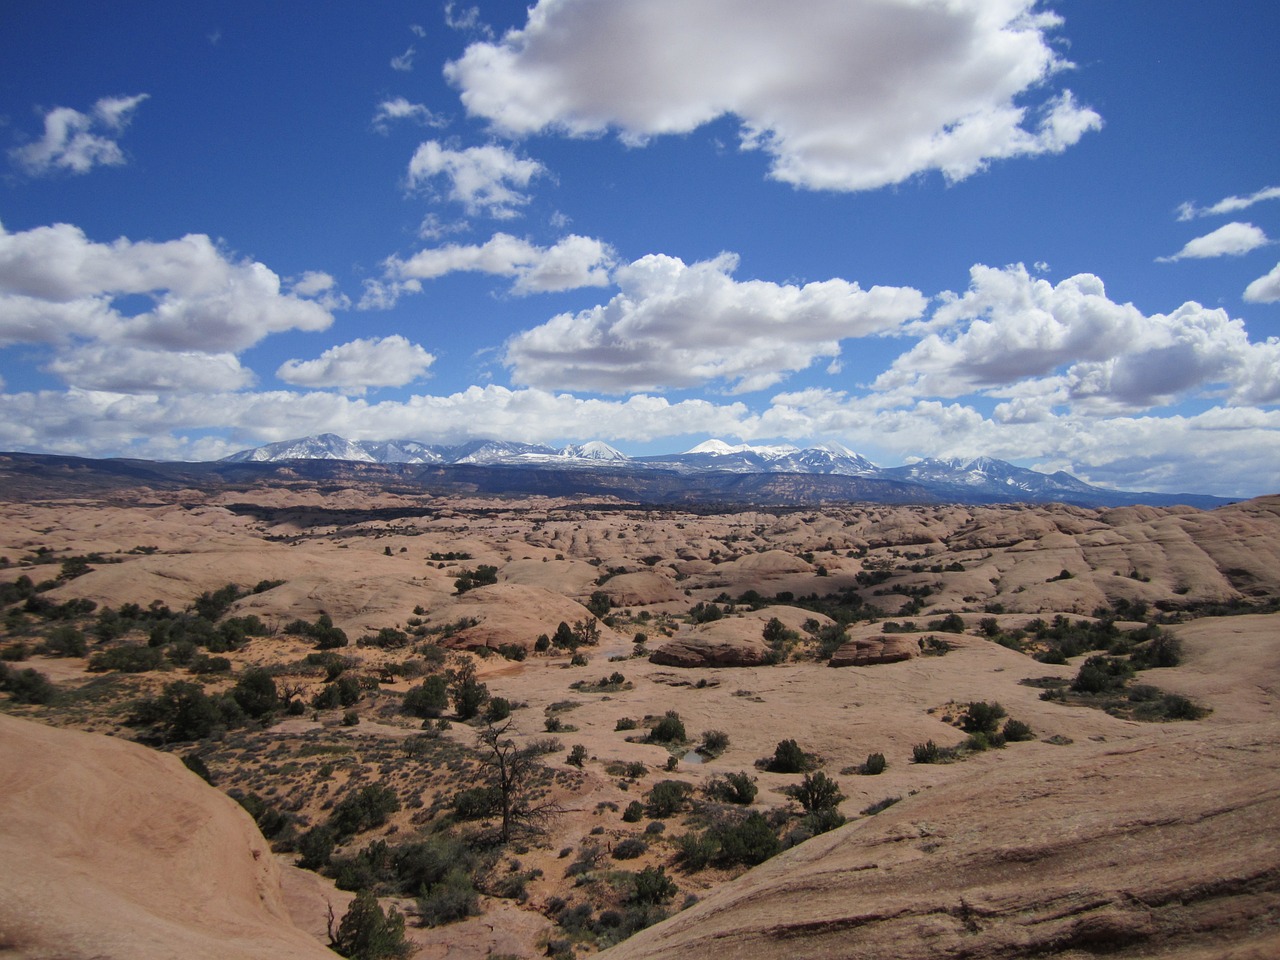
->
[[417, 867, 479, 926], [645, 780, 693, 818], [42, 625, 86, 657], [329, 890, 412, 959], [704, 771, 757, 805], [88, 644, 163, 673], [0, 665, 57, 704], [612, 837, 648, 860], [859, 752, 887, 775], [622, 800, 645, 823], [631, 865, 677, 905], [1002, 718, 1035, 741], [566, 744, 587, 767], [912, 740, 942, 764], [648, 710, 686, 744], [330, 784, 400, 839], [786, 771, 845, 812], [1072, 655, 1134, 694], [766, 738, 808, 773], [403, 675, 449, 718], [698, 729, 730, 757], [961, 701, 1007, 735]]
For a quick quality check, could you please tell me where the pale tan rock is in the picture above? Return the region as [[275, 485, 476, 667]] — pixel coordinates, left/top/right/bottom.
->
[[0, 713, 334, 960], [828, 634, 918, 666]]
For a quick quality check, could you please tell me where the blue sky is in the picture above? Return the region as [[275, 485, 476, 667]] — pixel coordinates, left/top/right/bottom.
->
[[1, 1, 1277, 497]]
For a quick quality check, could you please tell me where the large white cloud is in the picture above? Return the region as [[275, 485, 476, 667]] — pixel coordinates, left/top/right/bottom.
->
[[878, 264, 1280, 409], [276, 335, 436, 394], [372, 232, 615, 305], [1244, 262, 1280, 304], [1, 383, 1276, 497], [44, 345, 254, 393], [1157, 222, 1270, 262], [0, 220, 335, 352], [503, 252, 927, 393], [9, 94, 149, 175], [444, 0, 1100, 192], [407, 141, 544, 218]]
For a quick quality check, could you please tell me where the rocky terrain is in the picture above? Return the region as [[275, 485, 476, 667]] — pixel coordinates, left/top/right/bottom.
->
[[1, 479, 1278, 959]]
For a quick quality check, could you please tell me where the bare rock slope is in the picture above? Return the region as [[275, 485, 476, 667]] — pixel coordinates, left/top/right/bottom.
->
[[0, 713, 334, 960], [602, 723, 1280, 960]]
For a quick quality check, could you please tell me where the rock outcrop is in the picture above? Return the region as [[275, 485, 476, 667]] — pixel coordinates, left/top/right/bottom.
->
[[0, 713, 335, 960], [649, 636, 772, 667], [828, 635, 917, 666]]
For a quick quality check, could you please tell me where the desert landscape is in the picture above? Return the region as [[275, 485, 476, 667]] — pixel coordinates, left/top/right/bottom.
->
[[1, 478, 1278, 959]]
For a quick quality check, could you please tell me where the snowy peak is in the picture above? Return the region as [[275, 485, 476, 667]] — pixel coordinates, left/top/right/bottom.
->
[[216, 434, 1179, 508], [560, 441, 629, 462]]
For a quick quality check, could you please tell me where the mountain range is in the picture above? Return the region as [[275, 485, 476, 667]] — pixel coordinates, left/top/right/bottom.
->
[[213, 433, 1231, 509]]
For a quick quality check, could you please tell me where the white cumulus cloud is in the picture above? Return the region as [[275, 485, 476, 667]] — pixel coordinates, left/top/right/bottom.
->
[[407, 141, 544, 219], [1245, 262, 1280, 304], [0, 219, 340, 393], [1157, 222, 1270, 262], [10, 94, 149, 175], [878, 263, 1280, 410], [375, 233, 615, 303], [276, 335, 436, 395], [504, 252, 927, 394], [444, 0, 1100, 192]]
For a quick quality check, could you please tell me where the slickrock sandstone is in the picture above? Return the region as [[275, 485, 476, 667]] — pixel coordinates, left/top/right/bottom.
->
[[0, 713, 335, 960]]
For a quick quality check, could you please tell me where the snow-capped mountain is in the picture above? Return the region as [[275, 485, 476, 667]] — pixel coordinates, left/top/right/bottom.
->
[[217, 435, 1230, 508], [641, 439, 877, 476]]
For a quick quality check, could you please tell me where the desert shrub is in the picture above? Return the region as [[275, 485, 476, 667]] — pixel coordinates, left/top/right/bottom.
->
[[710, 811, 780, 867], [859, 752, 887, 775], [358, 627, 410, 649], [330, 784, 400, 839], [1131, 631, 1182, 669], [42, 624, 87, 657], [232, 667, 279, 720], [615, 716, 638, 731], [329, 890, 411, 959], [765, 738, 809, 773], [130, 680, 243, 742], [401, 675, 447, 718], [622, 800, 645, 822], [417, 867, 480, 926], [193, 583, 244, 621], [612, 837, 648, 860], [484, 696, 512, 723], [298, 826, 337, 869], [704, 771, 757, 805], [449, 661, 488, 720], [453, 785, 503, 821], [1072, 655, 1134, 694], [631, 865, 678, 905], [961, 701, 1007, 735], [786, 771, 845, 812], [698, 729, 730, 757], [912, 740, 943, 764], [648, 710, 686, 744], [1002, 718, 1035, 741], [861, 795, 901, 816], [929, 613, 966, 633], [189, 654, 231, 674], [88, 643, 163, 673], [0, 665, 57, 704], [645, 780, 693, 818], [453, 565, 498, 595]]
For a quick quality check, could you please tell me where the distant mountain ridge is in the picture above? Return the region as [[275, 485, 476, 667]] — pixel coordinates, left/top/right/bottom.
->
[[216, 434, 1232, 509]]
